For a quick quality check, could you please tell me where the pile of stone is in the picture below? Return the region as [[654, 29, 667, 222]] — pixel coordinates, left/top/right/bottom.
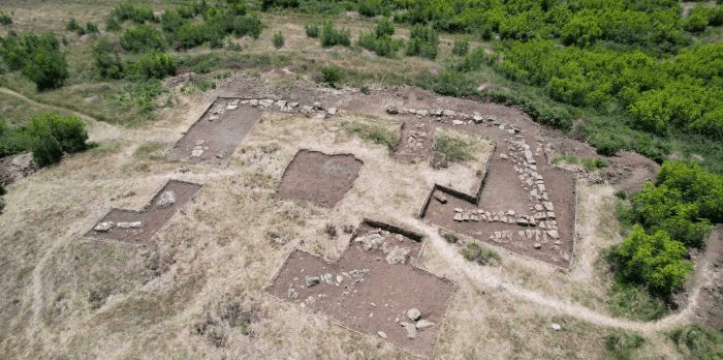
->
[[191, 140, 208, 158], [399, 123, 428, 155], [390, 307, 435, 339], [238, 98, 340, 117], [94, 220, 143, 232], [207, 103, 226, 121], [354, 230, 411, 265], [385, 106, 520, 133]]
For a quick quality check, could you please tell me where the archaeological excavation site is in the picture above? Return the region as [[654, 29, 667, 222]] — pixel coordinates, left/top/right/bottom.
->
[[3, 1, 723, 359]]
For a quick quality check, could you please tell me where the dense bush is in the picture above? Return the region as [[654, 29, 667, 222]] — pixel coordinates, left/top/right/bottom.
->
[[320, 21, 350, 47], [120, 25, 164, 52], [105, 16, 121, 32], [0, 32, 69, 90], [67, 18, 85, 35], [112, 3, 157, 23], [86, 22, 99, 34], [610, 225, 693, 297], [455, 47, 491, 72], [405, 24, 438, 60], [272, 31, 285, 48], [261, 0, 300, 11], [133, 51, 176, 80], [357, 18, 402, 57], [92, 40, 124, 79], [27, 113, 89, 166], [320, 65, 342, 86]]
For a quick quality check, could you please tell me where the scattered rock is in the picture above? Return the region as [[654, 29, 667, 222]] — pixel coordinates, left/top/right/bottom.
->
[[249, 99, 259, 107], [260, 99, 274, 108], [156, 191, 176, 209], [454, 213, 463, 221], [547, 230, 559, 239], [551, 323, 562, 331], [227, 99, 239, 110], [378, 331, 388, 339], [534, 242, 541, 249], [434, 194, 448, 204], [386, 105, 399, 114], [452, 120, 464, 125], [322, 273, 334, 284], [94, 222, 114, 232], [407, 308, 422, 321], [116, 221, 142, 229], [355, 233, 383, 250], [454, 208, 463, 213], [416, 319, 435, 330], [327, 107, 338, 115], [288, 286, 299, 300], [400, 322, 417, 339], [305, 275, 321, 287], [385, 247, 410, 265], [443, 109, 455, 117], [276, 100, 287, 109], [313, 101, 324, 110]]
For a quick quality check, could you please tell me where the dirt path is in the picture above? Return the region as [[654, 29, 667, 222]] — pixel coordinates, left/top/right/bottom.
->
[[416, 219, 700, 335]]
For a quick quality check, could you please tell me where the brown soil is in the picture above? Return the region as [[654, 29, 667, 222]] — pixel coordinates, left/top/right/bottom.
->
[[169, 97, 262, 167], [393, 118, 437, 163], [694, 225, 723, 329], [276, 150, 363, 208], [266, 220, 454, 358], [0, 152, 37, 186], [85, 180, 202, 244]]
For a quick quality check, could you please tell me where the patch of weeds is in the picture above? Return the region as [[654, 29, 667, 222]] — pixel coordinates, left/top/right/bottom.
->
[[452, 36, 470, 56], [320, 66, 342, 87], [88, 285, 112, 310], [430, 151, 448, 169], [604, 331, 645, 360], [272, 31, 285, 49], [324, 223, 337, 238], [320, 21, 351, 47], [133, 141, 164, 160], [343, 224, 355, 234], [439, 229, 460, 244], [434, 131, 474, 162], [670, 324, 723, 359], [0, 10, 12, 26], [461, 242, 500, 265], [305, 23, 319, 38], [342, 121, 399, 149], [614, 189, 628, 200], [607, 283, 668, 321], [582, 157, 608, 171], [360, 85, 370, 95], [552, 153, 580, 165]]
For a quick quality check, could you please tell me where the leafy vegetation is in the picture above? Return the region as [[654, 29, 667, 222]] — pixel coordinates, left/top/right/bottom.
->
[[405, 24, 439, 60], [305, 23, 319, 38], [434, 130, 474, 162], [604, 331, 646, 360], [670, 324, 723, 360], [272, 31, 285, 49], [0, 32, 69, 91], [0, 113, 88, 167], [0, 10, 11, 26], [452, 37, 469, 56], [320, 21, 351, 47], [462, 242, 500, 266], [610, 162, 723, 301], [357, 18, 402, 57]]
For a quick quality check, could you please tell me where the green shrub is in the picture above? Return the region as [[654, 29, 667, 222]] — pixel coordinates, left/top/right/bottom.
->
[[405, 24, 439, 60], [105, 16, 121, 32], [375, 17, 394, 38], [582, 157, 608, 171], [360, 85, 370, 94], [272, 31, 285, 48], [305, 23, 319, 38], [462, 243, 500, 265], [610, 225, 693, 297], [86, 22, 99, 34], [670, 324, 723, 359], [320, 66, 342, 86], [589, 132, 626, 156], [0, 184, 6, 196], [604, 331, 645, 360], [452, 36, 469, 56], [67, 18, 85, 35], [9, 32, 70, 91], [607, 283, 668, 321], [0, 11, 12, 26], [261, 0, 299, 11], [112, 3, 157, 23], [455, 47, 491, 72], [26, 113, 88, 167], [321, 21, 350, 47], [120, 25, 164, 52], [134, 51, 176, 80], [92, 40, 124, 79], [161, 10, 187, 35]]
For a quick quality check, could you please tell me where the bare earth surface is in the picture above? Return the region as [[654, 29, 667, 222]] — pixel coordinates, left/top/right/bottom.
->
[[276, 150, 364, 208], [267, 221, 454, 357]]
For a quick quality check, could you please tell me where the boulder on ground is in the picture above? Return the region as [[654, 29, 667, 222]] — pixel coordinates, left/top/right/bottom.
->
[[407, 308, 421, 321], [305, 275, 321, 287], [400, 322, 417, 339], [94, 221, 114, 232], [156, 191, 176, 209]]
